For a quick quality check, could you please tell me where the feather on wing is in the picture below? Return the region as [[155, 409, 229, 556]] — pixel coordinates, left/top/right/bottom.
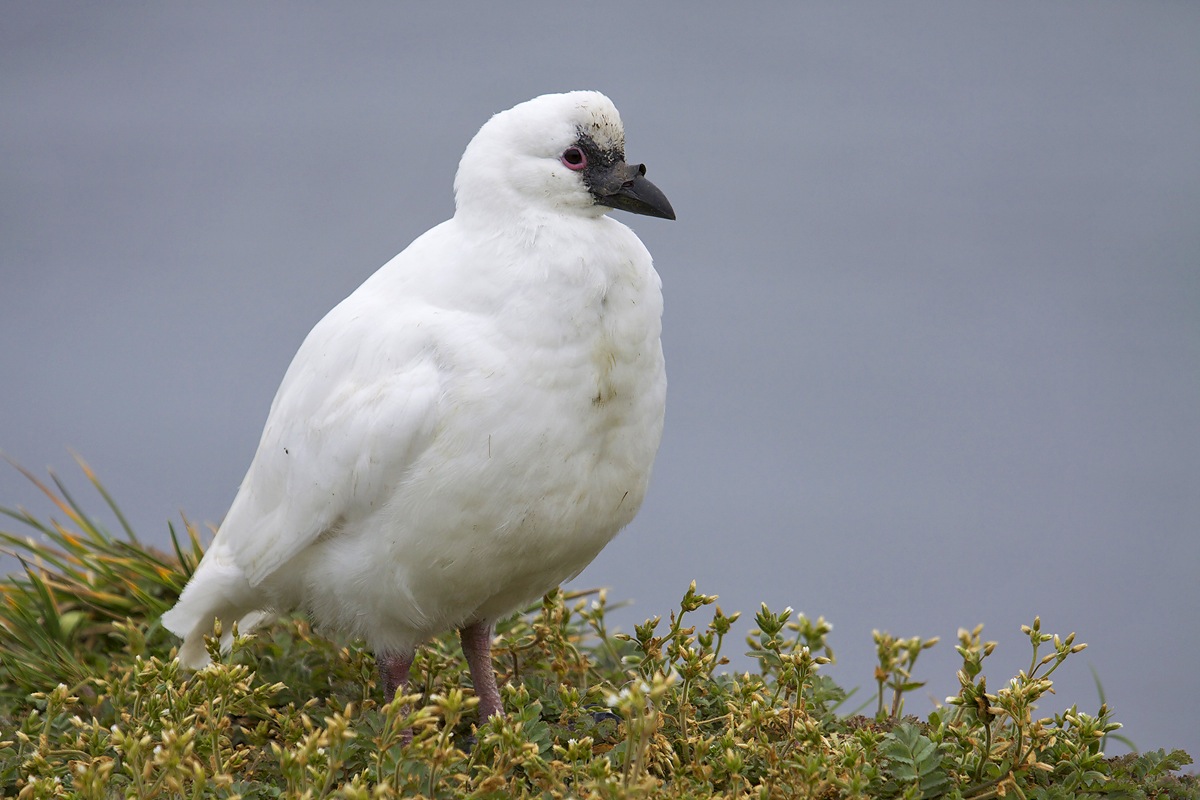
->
[[222, 290, 443, 587]]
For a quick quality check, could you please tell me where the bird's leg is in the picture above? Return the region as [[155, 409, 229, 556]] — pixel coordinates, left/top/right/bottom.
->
[[377, 649, 416, 742], [459, 621, 504, 722], [377, 649, 414, 702]]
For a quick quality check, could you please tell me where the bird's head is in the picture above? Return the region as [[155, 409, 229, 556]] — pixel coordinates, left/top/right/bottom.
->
[[453, 91, 675, 224]]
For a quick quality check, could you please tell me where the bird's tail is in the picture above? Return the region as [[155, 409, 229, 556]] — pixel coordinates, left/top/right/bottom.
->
[[161, 544, 272, 668]]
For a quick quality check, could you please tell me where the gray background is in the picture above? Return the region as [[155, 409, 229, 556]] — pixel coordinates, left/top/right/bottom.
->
[[3, 3, 1197, 757]]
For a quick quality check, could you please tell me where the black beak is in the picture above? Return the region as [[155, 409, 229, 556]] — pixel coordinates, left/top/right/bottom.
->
[[589, 162, 675, 220]]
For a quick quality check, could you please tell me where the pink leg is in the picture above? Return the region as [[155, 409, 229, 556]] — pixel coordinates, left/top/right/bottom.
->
[[378, 650, 416, 743], [459, 621, 504, 721], [377, 650, 414, 703]]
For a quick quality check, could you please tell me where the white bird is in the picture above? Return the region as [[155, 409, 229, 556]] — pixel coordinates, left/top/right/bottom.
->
[[162, 91, 674, 724]]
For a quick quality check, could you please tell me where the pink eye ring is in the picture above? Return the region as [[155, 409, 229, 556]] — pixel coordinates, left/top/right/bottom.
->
[[560, 146, 587, 170]]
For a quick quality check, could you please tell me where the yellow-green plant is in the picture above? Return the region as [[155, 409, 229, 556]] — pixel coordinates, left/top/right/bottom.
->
[[1, 463, 1196, 799]]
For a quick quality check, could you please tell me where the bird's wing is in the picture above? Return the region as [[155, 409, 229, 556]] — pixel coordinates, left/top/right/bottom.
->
[[219, 296, 443, 587]]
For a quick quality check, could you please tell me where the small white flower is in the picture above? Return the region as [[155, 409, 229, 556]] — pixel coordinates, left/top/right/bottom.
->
[[153, 745, 163, 756], [639, 681, 651, 694]]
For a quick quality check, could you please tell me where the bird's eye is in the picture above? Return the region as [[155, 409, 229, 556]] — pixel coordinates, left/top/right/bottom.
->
[[560, 146, 587, 170]]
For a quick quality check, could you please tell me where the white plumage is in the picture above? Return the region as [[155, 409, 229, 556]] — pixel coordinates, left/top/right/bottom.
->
[[162, 91, 673, 721]]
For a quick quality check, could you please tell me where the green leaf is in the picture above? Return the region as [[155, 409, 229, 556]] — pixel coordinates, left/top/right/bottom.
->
[[881, 723, 950, 798]]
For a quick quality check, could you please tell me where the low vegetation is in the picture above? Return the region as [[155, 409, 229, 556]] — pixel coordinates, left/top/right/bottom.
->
[[1, 461, 1194, 798]]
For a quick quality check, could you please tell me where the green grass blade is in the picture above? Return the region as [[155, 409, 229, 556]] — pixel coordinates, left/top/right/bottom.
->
[[73, 451, 140, 544]]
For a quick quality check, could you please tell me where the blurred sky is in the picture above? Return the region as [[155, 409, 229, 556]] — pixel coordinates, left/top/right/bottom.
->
[[3, 3, 1198, 758]]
